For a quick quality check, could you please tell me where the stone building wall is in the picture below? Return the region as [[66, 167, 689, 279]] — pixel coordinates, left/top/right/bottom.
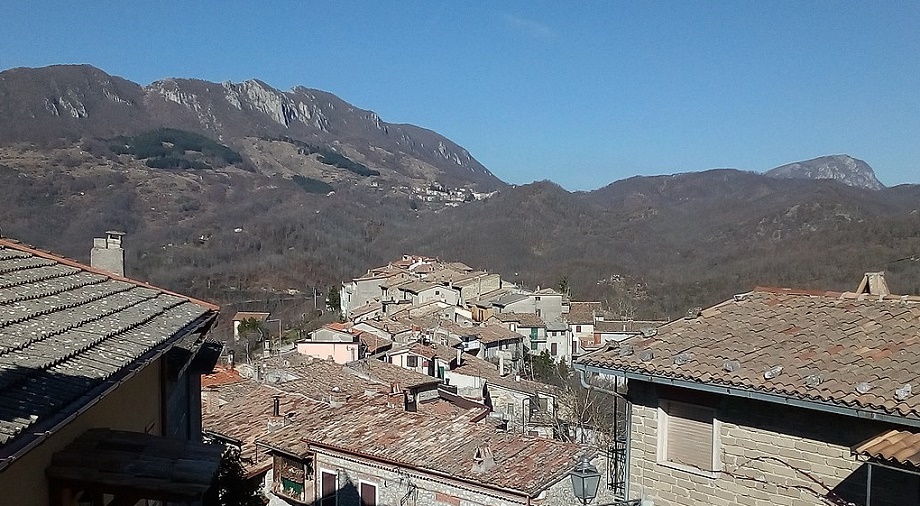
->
[[624, 382, 919, 506], [309, 449, 615, 506]]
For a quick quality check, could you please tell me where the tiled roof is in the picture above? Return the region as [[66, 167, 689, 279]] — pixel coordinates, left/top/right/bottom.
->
[[578, 288, 920, 419], [258, 397, 587, 496], [358, 332, 392, 354], [565, 302, 603, 325], [202, 365, 243, 387], [232, 311, 269, 321], [440, 322, 523, 345], [0, 239, 217, 455], [593, 320, 665, 333], [453, 353, 559, 396], [357, 318, 412, 335], [408, 341, 457, 360], [398, 280, 443, 294], [853, 429, 920, 469], [345, 358, 440, 390], [493, 293, 530, 307], [349, 301, 381, 317], [493, 312, 545, 328], [471, 288, 511, 307]]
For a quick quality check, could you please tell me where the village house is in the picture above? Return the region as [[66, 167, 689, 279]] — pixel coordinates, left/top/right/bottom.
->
[[352, 317, 415, 344], [202, 354, 603, 505], [490, 311, 549, 355], [576, 274, 920, 506], [297, 322, 392, 363], [396, 280, 461, 306], [433, 321, 525, 373], [545, 319, 574, 363], [256, 395, 604, 506], [0, 237, 221, 505], [232, 310, 271, 339], [566, 301, 604, 355], [381, 336, 562, 437]]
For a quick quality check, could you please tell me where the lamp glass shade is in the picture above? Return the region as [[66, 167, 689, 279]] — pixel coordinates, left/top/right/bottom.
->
[[570, 458, 601, 503]]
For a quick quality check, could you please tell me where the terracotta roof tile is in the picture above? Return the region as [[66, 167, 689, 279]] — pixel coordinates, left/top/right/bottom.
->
[[566, 302, 603, 325], [853, 429, 920, 469], [579, 289, 920, 419], [258, 396, 587, 496]]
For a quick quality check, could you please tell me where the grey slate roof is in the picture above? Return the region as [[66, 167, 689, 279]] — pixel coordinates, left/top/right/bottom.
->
[[0, 239, 217, 455]]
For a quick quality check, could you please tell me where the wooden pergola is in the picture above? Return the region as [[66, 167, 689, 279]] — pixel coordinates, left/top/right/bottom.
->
[[46, 429, 223, 506]]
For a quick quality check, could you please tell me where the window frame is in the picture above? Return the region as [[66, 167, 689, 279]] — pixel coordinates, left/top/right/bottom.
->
[[656, 400, 722, 478], [319, 468, 337, 506], [358, 480, 378, 506]]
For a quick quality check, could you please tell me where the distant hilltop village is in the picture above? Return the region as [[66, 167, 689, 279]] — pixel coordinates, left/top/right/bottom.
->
[[338, 254, 663, 367]]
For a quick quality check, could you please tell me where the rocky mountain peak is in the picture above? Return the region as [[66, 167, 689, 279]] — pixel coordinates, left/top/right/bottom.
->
[[0, 65, 506, 190], [765, 155, 884, 191]]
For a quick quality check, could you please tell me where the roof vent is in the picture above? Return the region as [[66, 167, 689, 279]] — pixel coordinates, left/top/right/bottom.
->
[[763, 365, 783, 380], [723, 360, 741, 373], [856, 382, 873, 394], [685, 307, 702, 319], [639, 350, 654, 362], [732, 293, 747, 302], [673, 352, 693, 366], [805, 374, 823, 388], [856, 272, 890, 297], [618, 345, 634, 357], [895, 384, 913, 401]]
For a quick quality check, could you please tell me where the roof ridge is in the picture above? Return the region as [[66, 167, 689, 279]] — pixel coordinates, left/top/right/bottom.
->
[[752, 286, 843, 297], [0, 238, 218, 311]]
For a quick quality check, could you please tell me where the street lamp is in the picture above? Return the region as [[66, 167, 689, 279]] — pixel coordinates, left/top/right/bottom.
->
[[570, 457, 601, 505]]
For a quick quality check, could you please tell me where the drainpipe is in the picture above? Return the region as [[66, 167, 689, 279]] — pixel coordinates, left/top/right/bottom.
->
[[576, 365, 621, 397]]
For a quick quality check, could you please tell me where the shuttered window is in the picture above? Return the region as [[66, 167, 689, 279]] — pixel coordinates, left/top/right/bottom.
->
[[660, 401, 719, 473], [360, 482, 377, 506], [320, 471, 336, 506]]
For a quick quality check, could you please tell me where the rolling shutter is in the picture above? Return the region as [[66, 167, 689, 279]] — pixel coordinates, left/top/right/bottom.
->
[[665, 402, 715, 471]]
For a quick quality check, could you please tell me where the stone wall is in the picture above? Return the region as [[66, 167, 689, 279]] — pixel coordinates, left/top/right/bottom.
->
[[624, 382, 919, 506], [308, 448, 615, 506]]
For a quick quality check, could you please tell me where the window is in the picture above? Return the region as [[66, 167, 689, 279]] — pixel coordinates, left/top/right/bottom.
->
[[575, 325, 582, 332], [320, 471, 336, 506], [657, 401, 721, 476], [551, 343, 558, 355], [407, 355, 418, 368], [359, 482, 377, 506]]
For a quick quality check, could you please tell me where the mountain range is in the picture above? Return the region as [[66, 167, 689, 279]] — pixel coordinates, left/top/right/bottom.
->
[[0, 65, 917, 319]]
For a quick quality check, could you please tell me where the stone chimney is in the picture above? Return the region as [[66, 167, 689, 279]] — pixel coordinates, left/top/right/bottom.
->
[[471, 444, 495, 473], [90, 231, 125, 276], [856, 271, 890, 296]]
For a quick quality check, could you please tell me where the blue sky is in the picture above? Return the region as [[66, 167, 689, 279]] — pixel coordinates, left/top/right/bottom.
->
[[2, 1, 918, 190]]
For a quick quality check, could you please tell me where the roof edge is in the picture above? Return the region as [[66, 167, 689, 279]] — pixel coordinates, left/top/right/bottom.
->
[[0, 238, 219, 311], [575, 362, 920, 429]]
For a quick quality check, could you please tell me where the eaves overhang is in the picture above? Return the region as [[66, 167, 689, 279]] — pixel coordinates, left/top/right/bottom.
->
[[574, 362, 920, 429]]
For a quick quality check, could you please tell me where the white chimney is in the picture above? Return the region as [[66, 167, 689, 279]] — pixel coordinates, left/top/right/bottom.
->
[[90, 231, 125, 276]]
